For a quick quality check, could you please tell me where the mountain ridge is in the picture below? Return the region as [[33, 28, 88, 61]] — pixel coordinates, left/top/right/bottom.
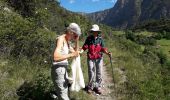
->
[[88, 0, 170, 29]]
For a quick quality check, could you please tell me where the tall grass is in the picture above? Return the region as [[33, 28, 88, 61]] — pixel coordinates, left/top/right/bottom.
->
[[0, 49, 95, 100], [157, 39, 170, 59], [104, 33, 168, 100]]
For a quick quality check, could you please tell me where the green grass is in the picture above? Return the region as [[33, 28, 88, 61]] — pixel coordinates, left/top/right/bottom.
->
[[0, 46, 95, 100], [112, 31, 125, 36], [157, 39, 170, 59], [104, 33, 167, 100], [157, 39, 170, 100], [137, 31, 154, 36], [0, 58, 39, 100]]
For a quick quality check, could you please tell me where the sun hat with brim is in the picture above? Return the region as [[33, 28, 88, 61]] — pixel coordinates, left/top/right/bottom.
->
[[90, 24, 101, 32], [67, 23, 82, 36]]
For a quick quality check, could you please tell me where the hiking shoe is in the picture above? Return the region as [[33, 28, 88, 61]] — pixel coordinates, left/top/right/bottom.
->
[[86, 86, 93, 94], [50, 91, 58, 99], [87, 88, 93, 94], [93, 87, 102, 95], [50, 93, 58, 99]]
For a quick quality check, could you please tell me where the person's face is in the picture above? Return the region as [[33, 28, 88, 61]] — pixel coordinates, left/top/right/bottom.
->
[[67, 31, 78, 41], [72, 33, 78, 40], [92, 31, 98, 36]]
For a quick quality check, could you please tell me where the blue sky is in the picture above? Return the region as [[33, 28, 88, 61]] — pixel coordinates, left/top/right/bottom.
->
[[59, 0, 117, 13]]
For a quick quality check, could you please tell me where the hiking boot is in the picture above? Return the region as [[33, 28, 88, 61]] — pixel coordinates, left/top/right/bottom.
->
[[86, 86, 93, 94], [93, 87, 102, 95], [87, 88, 93, 94], [50, 91, 58, 99]]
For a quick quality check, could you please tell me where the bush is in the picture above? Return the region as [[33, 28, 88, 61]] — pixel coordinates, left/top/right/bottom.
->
[[125, 30, 136, 41], [136, 35, 156, 45], [16, 73, 53, 100], [165, 60, 170, 69], [115, 35, 142, 54], [165, 32, 170, 39], [0, 8, 56, 63], [125, 31, 156, 45], [154, 31, 170, 40], [153, 33, 164, 40], [157, 50, 168, 65]]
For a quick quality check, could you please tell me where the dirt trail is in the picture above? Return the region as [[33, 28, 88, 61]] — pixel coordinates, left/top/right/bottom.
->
[[95, 65, 116, 100]]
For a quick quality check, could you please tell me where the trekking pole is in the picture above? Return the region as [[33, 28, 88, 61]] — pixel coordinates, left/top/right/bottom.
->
[[109, 54, 117, 97], [68, 85, 71, 99], [109, 54, 114, 78]]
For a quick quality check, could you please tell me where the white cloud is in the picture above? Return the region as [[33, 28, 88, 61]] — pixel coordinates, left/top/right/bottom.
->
[[69, 0, 75, 4], [91, 0, 116, 3], [108, 0, 117, 3], [92, 0, 100, 2]]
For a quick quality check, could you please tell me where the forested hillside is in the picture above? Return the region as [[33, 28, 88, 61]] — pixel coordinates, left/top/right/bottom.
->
[[0, 0, 169, 100]]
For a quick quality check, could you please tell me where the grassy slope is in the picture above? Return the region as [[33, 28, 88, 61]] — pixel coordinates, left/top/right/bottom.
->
[[0, 1, 95, 100], [0, 54, 94, 100], [157, 39, 170, 59], [105, 32, 170, 100], [157, 39, 170, 100]]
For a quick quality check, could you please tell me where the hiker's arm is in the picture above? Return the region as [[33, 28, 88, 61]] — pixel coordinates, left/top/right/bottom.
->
[[69, 46, 75, 53], [53, 38, 79, 61], [82, 38, 89, 51], [102, 48, 111, 56], [69, 36, 80, 53], [101, 39, 111, 56], [74, 36, 79, 51]]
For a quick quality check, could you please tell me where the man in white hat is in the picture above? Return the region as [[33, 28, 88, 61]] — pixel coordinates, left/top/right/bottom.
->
[[82, 24, 111, 94], [52, 23, 81, 100]]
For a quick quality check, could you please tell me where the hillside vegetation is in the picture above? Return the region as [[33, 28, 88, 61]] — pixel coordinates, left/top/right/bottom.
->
[[0, 0, 170, 100], [0, 0, 111, 99], [106, 31, 170, 100], [134, 19, 170, 32]]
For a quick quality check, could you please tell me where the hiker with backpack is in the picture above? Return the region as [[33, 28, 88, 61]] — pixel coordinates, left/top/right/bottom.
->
[[51, 23, 81, 100], [82, 24, 111, 94]]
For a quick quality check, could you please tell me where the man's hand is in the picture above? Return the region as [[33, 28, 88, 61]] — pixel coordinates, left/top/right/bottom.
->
[[70, 51, 80, 58], [107, 52, 112, 57]]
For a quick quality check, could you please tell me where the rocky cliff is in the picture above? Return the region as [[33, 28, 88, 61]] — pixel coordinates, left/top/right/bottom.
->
[[88, 0, 170, 29]]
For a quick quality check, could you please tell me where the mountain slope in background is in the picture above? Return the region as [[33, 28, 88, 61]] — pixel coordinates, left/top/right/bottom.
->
[[88, 0, 170, 29]]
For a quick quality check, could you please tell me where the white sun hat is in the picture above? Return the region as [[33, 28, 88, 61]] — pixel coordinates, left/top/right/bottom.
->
[[67, 23, 82, 36], [90, 24, 101, 32]]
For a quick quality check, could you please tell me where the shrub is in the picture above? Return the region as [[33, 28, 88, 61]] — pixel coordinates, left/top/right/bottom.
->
[[154, 31, 170, 40], [125, 31, 156, 45], [157, 50, 167, 65], [16, 73, 53, 100], [125, 30, 136, 41]]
